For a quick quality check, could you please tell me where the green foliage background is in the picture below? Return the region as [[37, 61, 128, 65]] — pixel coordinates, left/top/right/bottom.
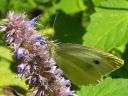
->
[[0, 0, 128, 95]]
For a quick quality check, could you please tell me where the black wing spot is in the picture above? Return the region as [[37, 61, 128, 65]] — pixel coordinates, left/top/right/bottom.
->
[[93, 60, 100, 65]]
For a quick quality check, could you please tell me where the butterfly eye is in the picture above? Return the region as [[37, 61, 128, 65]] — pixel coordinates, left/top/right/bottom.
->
[[93, 60, 100, 65]]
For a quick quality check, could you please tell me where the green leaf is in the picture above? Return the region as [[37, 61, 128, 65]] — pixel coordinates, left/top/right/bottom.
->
[[100, 0, 128, 9], [0, 0, 8, 15], [9, 0, 36, 12], [54, 11, 85, 43], [92, 0, 128, 8], [77, 77, 128, 96], [92, 0, 103, 6], [55, 0, 86, 14], [83, 8, 128, 51], [0, 46, 27, 92]]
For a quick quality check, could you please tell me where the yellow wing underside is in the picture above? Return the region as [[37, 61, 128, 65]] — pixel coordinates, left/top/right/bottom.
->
[[53, 43, 124, 86]]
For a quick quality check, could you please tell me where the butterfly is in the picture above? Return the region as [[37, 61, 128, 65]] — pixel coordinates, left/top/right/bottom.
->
[[49, 43, 124, 86]]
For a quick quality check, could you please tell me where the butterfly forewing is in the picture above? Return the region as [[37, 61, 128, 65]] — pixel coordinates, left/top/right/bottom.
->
[[53, 43, 124, 86], [54, 49, 102, 85]]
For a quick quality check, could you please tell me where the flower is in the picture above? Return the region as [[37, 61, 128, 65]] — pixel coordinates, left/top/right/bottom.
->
[[1, 11, 75, 96]]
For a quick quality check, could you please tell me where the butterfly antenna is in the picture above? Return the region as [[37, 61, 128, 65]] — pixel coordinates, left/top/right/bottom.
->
[[50, 11, 59, 43], [53, 11, 59, 31]]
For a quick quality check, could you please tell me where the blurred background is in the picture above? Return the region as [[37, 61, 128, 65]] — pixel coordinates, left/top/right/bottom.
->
[[0, 0, 128, 95]]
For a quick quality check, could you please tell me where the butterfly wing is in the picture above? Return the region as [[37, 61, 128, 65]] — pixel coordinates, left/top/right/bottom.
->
[[53, 43, 124, 86]]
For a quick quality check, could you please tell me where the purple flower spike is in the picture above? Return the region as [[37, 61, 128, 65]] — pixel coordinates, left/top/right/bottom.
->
[[66, 90, 75, 96], [28, 16, 39, 25], [0, 25, 7, 31], [16, 47, 25, 59], [60, 78, 71, 87], [38, 75, 46, 85], [18, 63, 25, 73], [1, 11, 75, 96], [56, 68, 63, 76], [35, 36, 46, 44]]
